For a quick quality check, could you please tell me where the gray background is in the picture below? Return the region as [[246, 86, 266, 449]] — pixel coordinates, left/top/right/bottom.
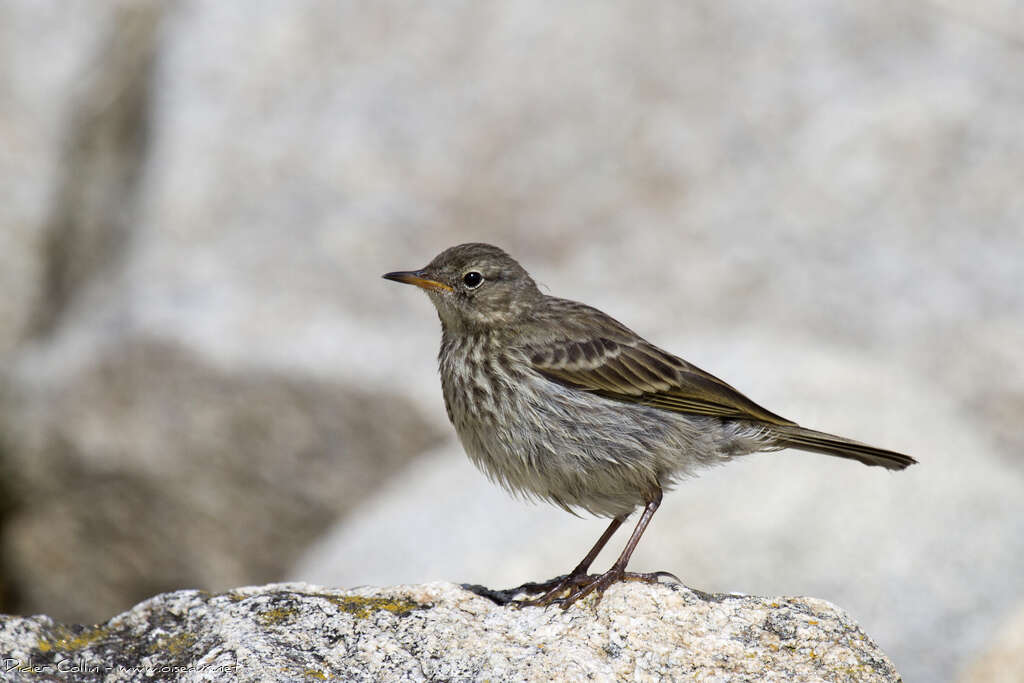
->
[[2, 2, 1022, 681]]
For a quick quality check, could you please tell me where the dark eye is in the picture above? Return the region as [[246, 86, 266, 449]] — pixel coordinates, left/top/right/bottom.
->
[[462, 271, 484, 289]]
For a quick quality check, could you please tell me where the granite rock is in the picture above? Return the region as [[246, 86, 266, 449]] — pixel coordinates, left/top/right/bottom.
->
[[0, 581, 901, 682]]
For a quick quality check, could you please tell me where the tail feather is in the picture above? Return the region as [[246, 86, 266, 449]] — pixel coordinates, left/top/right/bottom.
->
[[771, 425, 916, 471]]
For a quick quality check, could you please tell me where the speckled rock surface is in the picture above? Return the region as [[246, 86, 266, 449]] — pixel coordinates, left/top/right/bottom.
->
[[0, 581, 900, 682]]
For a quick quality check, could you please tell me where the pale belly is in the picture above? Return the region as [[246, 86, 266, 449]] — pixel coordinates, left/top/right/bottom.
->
[[442, 364, 752, 518]]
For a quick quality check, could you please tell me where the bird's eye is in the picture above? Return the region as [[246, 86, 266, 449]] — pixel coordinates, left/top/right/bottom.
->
[[462, 271, 484, 289]]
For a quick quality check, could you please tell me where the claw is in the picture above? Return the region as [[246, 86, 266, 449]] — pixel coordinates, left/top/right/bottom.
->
[[515, 573, 597, 607], [623, 570, 681, 584], [510, 574, 574, 596], [513, 568, 673, 609]]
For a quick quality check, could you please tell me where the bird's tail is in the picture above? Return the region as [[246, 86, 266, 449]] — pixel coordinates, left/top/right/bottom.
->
[[770, 425, 916, 471]]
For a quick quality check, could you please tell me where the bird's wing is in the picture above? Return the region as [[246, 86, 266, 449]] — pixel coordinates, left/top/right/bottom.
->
[[522, 308, 795, 426]]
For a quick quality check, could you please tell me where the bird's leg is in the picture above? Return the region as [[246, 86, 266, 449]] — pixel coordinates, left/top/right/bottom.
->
[[555, 488, 672, 609], [513, 515, 625, 605]]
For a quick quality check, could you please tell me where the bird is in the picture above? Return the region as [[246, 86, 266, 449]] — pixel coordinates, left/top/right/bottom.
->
[[383, 242, 916, 608]]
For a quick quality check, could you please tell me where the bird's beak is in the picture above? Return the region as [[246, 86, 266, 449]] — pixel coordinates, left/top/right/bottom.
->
[[382, 270, 453, 293]]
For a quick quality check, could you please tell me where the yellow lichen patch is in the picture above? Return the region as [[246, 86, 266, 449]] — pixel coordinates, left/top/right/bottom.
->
[[258, 606, 300, 626], [150, 632, 197, 655], [37, 625, 109, 653], [303, 669, 328, 680], [325, 595, 422, 619]]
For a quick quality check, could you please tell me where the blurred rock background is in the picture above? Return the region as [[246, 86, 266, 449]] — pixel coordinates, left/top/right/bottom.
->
[[1, 1, 1022, 681]]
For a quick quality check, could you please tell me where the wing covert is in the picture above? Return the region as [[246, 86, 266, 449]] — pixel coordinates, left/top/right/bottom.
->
[[526, 335, 795, 426]]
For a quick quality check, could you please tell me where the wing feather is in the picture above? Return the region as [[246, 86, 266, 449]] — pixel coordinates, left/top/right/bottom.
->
[[517, 298, 914, 467], [525, 331, 794, 426]]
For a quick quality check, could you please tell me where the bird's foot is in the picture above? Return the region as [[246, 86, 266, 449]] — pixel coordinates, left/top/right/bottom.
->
[[514, 568, 680, 609], [511, 572, 596, 607]]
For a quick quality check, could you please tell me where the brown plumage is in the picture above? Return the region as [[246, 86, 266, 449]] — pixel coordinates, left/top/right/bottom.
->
[[523, 298, 914, 470], [384, 242, 916, 608]]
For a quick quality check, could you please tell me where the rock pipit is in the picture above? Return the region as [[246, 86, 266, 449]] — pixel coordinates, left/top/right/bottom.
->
[[384, 243, 915, 608]]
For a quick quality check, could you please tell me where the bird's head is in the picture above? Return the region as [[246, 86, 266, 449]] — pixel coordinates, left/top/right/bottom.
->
[[384, 243, 542, 332]]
